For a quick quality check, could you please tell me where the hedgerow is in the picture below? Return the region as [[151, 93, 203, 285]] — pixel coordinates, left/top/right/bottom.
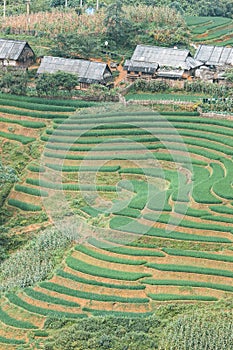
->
[[143, 279, 233, 292], [0, 116, 46, 128], [0, 306, 37, 329], [148, 293, 218, 301], [24, 288, 81, 307], [39, 282, 149, 303], [0, 131, 35, 144], [163, 248, 233, 263], [6, 293, 87, 319], [56, 270, 145, 290], [8, 198, 42, 211], [146, 262, 233, 278], [75, 245, 146, 265], [66, 256, 151, 281], [15, 184, 48, 197]]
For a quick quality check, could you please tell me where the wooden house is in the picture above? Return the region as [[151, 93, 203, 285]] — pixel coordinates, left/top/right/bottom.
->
[[0, 39, 35, 68], [124, 45, 202, 81], [194, 45, 233, 83], [37, 56, 113, 89]]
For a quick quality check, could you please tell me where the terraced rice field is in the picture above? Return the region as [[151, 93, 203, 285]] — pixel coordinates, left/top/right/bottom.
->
[[186, 16, 233, 45], [1, 97, 233, 346]]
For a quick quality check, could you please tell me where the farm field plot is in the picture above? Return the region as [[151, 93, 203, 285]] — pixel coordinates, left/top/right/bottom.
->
[[1, 101, 233, 347], [186, 16, 233, 45]]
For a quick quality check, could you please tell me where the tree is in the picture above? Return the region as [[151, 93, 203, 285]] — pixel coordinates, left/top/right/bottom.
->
[[104, 0, 133, 48], [36, 71, 78, 97], [0, 69, 28, 95], [0, 161, 18, 187]]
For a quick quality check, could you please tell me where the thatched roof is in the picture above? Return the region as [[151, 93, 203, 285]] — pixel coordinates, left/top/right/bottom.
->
[[124, 45, 202, 73], [0, 39, 34, 60], [37, 56, 112, 84], [195, 45, 233, 66]]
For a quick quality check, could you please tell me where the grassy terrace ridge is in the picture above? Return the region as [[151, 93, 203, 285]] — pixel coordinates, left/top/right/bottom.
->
[[66, 256, 152, 281], [0, 131, 35, 144], [8, 198, 42, 212], [0, 98, 76, 112], [6, 293, 87, 319], [56, 270, 146, 290], [39, 282, 149, 303], [0, 306, 38, 329], [146, 263, 233, 278], [0, 336, 26, 345], [0, 116, 46, 128], [125, 93, 204, 101], [163, 248, 233, 263], [147, 293, 218, 301], [82, 309, 153, 317], [24, 288, 81, 307], [142, 279, 233, 293], [75, 245, 147, 265]]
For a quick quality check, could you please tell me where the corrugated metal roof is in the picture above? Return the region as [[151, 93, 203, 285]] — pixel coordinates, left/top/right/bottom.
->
[[124, 59, 158, 73], [0, 39, 29, 60], [157, 70, 184, 78], [124, 45, 202, 73], [37, 56, 112, 84], [195, 45, 233, 66]]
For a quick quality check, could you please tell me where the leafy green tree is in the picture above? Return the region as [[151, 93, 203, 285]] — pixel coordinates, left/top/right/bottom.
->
[[36, 71, 78, 97], [104, 0, 133, 48], [0, 161, 18, 187], [0, 70, 28, 95]]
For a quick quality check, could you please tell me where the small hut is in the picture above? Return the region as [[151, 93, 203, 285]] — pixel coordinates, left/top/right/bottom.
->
[[0, 39, 35, 68], [124, 45, 202, 81], [37, 56, 113, 89]]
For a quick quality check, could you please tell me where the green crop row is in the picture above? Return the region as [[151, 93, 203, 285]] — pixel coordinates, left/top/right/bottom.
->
[[191, 17, 232, 34], [142, 279, 233, 293], [185, 16, 212, 26], [6, 293, 87, 319], [0, 106, 70, 119], [210, 205, 233, 215], [26, 178, 117, 192], [33, 330, 49, 337], [56, 269, 145, 290], [8, 198, 42, 212], [146, 263, 233, 278], [163, 248, 233, 263], [82, 308, 153, 317], [201, 215, 233, 224], [24, 288, 81, 307], [0, 98, 76, 112], [0, 93, 98, 108], [15, 184, 48, 197], [75, 245, 146, 265], [144, 212, 233, 234], [113, 207, 141, 218], [151, 293, 218, 302], [44, 151, 156, 161], [109, 216, 231, 243], [0, 306, 37, 329], [28, 165, 45, 173], [0, 116, 46, 128], [88, 238, 165, 257], [0, 131, 35, 144], [66, 256, 151, 281], [40, 282, 149, 303], [45, 163, 120, 172], [0, 336, 25, 345], [148, 293, 218, 301]]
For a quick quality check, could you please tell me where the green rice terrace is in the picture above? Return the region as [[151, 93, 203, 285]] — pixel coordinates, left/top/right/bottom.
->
[[0, 94, 233, 348], [186, 16, 233, 45]]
